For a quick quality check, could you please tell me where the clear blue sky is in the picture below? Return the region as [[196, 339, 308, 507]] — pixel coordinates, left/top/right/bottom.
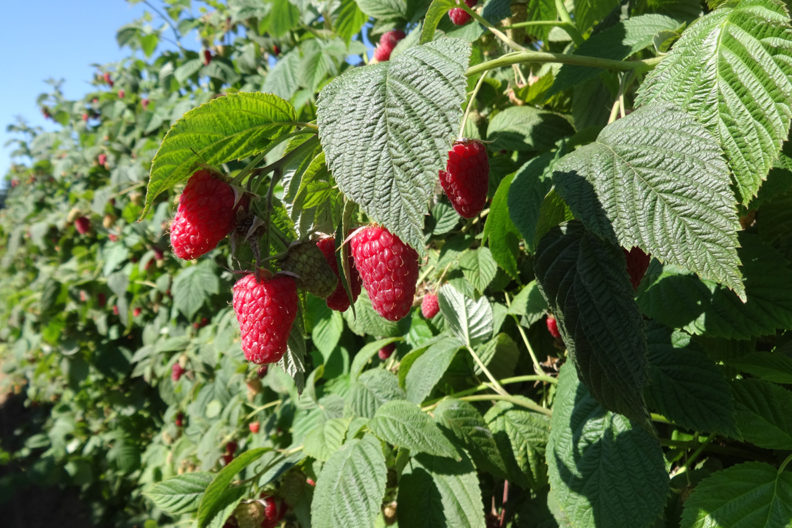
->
[[0, 1, 200, 181]]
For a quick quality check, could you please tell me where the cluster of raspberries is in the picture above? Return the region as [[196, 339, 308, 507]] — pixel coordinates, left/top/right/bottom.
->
[[169, 134, 490, 366]]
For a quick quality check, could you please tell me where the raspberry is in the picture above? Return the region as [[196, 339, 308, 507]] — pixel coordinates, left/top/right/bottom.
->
[[75, 216, 91, 235], [118, 89, 125, 99], [170, 170, 236, 260], [546, 314, 560, 338], [439, 139, 489, 218], [249, 422, 260, 434], [222, 454, 234, 465], [232, 273, 298, 364], [112, 305, 119, 316], [272, 45, 281, 56], [226, 441, 238, 455], [141, 98, 150, 110], [203, 49, 213, 66], [316, 236, 362, 312], [133, 307, 142, 317], [103, 72, 113, 86], [260, 495, 285, 528], [623, 247, 650, 290], [279, 240, 337, 298], [373, 30, 405, 62], [449, 0, 477, 25], [421, 293, 439, 318], [175, 412, 184, 427], [98, 292, 107, 307], [350, 226, 419, 321], [378, 343, 396, 360], [172, 363, 185, 381]]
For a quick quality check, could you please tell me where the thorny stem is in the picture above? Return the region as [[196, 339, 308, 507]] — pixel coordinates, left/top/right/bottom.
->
[[504, 292, 544, 375], [458, 70, 490, 140], [467, 51, 662, 77]]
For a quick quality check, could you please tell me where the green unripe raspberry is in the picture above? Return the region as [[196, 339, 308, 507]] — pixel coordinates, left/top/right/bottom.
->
[[279, 240, 337, 298]]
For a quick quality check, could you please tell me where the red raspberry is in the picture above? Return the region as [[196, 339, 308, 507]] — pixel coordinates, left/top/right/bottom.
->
[[98, 292, 107, 307], [546, 314, 560, 338], [108, 233, 118, 242], [79, 290, 88, 303], [350, 226, 419, 321], [439, 139, 489, 218], [249, 422, 260, 434], [118, 89, 125, 99], [222, 454, 234, 465], [74, 216, 91, 235], [82, 113, 89, 122], [373, 30, 405, 62], [133, 307, 142, 317], [449, 0, 477, 25], [103, 72, 113, 87], [378, 343, 396, 360], [272, 45, 281, 56], [226, 441, 238, 455], [172, 363, 185, 381], [141, 98, 150, 110], [98, 153, 107, 167], [421, 293, 439, 318], [175, 412, 184, 427], [306, 478, 315, 486], [232, 273, 298, 364], [316, 236, 361, 312], [112, 305, 119, 316], [170, 170, 236, 260], [623, 247, 650, 290], [260, 495, 285, 528], [203, 49, 213, 66]]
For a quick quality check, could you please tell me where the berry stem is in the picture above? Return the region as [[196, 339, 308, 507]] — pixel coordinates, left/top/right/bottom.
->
[[553, 0, 584, 45], [463, 6, 525, 52], [457, 393, 552, 416], [467, 51, 662, 78], [458, 70, 489, 140], [504, 291, 545, 376], [244, 399, 282, 420], [422, 373, 558, 410], [466, 345, 510, 398]]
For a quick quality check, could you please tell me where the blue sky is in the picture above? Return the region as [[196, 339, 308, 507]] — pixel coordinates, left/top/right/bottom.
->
[[0, 0, 202, 181]]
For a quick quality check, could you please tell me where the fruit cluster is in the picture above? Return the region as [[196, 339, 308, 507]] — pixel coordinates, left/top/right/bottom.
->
[[168, 139, 489, 366]]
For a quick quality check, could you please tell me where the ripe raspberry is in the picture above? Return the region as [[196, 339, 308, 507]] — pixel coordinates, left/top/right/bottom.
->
[[98, 153, 107, 167], [232, 273, 298, 364], [350, 226, 419, 321], [249, 422, 260, 434], [141, 98, 150, 110], [133, 307, 142, 317], [175, 412, 184, 427], [97, 292, 107, 307], [203, 49, 213, 66], [624, 247, 650, 290], [272, 45, 281, 56], [118, 89, 125, 99], [306, 478, 316, 486], [279, 240, 337, 298], [226, 441, 238, 455], [373, 30, 405, 62], [170, 170, 236, 260], [378, 343, 396, 360], [546, 314, 560, 338], [222, 454, 234, 465], [103, 72, 113, 86], [316, 236, 362, 312], [449, 0, 477, 25], [82, 113, 89, 122], [75, 216, 91, 235], [439, 139, 489, 218], [421, 293, 439, 318], [112, 305, 119, 316], [260, 495, 285, 528], [172, 363, 185, 381]]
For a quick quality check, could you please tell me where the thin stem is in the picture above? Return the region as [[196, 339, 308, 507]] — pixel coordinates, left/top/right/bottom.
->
[[244, 399, 282, 420], [467, 51, 661, 77], [465, 7, 525, 52], [422, 374, 557, 411], [458, 71, 489, 140], [502, 20, 567, 29], [467, 345, 510, 397], [459, 394, 552, 416], [143, 0, 183, 49], [553, 0, 584, 45], [681, 437, 712, 472], [504, 292, 544, 375], [779, 453, 792, 475]]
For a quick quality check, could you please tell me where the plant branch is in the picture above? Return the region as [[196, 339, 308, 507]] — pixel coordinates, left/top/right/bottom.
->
[[553, 0, 584, 45], [467, 51, 661, 77], [464, 7, 525, 52], [467, 345, 510, 397], [504, 292, 544, 375], [458, 70, 489, 140], [459, 394, 552, 416]]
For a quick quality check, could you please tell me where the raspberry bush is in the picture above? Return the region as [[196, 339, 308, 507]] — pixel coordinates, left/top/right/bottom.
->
[[3, 1, 792, 527]]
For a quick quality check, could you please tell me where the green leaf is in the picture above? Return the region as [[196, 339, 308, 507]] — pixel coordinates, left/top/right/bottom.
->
[[483, 172, 521, 279], [636, 0, 792, 202], [311, 435, 388, 528], [263, 0, 300, 36], [261, 49, 301, 101], [197, 448, 269, 527], [637, 234, 792, 339], [334, 0, 368, 43], [144, 93, 298, 216], [304, 417, 352, 462], [144, 472, 213, 515], [573, 0, 620, 32], [345, 291, 403, 337], [547, 363, 668, 528], [370, 400, 459, 458], [552, 104, 745, 300], [487, 106, 574, 153], [438, 283, 493, 348], [508, 281, 548, 326], [346, 369, 406, 418], [355, 0, 408, 18], [435, 399, 507, 478], [681, 462, 792, 528], [732, 378, 792, 450], [535, 222, 649, 422], [475, 333, 519, 380], [172, 261, 220, 320], [317, 38, 471, 252], [405, 337, 460, 403], [728, 351, 792, 384], [397, 453, 486, 528], [644, 323, 737, 435], [420, 0, 457, 43], [459, 246, 497, 294], [350, 337, 401, 379]]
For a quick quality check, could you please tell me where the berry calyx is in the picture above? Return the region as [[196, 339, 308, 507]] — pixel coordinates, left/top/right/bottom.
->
[[172, 363, 185, 381], [623, 247, 650, 290], [378, 343, 396, 360], [350, 226, 419, 321], [249, 422, 260, 434], [546, 314, 560, 338], [373, 30, 406, 62], [449, 0, 477, 25], [257, 365, 269, 378], [170, 170, 236, 260], [439, 139, 489, 218], [421, 293, 439, 319], [232, 273, 298, 364], [316, 236, 362, 312]]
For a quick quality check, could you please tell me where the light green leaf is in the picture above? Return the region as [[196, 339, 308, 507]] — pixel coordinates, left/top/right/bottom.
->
[[350, 337, 401, 379], [438, 283, 493, 348], [405, 337, 460, 403], [144, 472, 213, 515], [334, 0, 368, 44], [304, 417, 352, 462], [172, 261, 220, 320], [459, 246, 497, 294], [681, 462, 792, 528], [552, 104, 744, 300], [346, 369, 405, 418], [370, 400, 459, 458], [636, 0, 792, 202], [728, 351, 792, 384], [311, 435, 388, 528], [263, 0, 300, 37], [482, 172, 521, 279], [573, 0, 620, 32], [548, 363, 668, 528], [475, 333, 519, 380], [420, 0, 457, 43], [732, 378, 792, 450], [487, 106, 574, 152], [355, 0, 408, 18], [317, 38, 471, 252], [344, 291, 403, 337], [144, 93, 298, 216], [535, 222, 649, 422]]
